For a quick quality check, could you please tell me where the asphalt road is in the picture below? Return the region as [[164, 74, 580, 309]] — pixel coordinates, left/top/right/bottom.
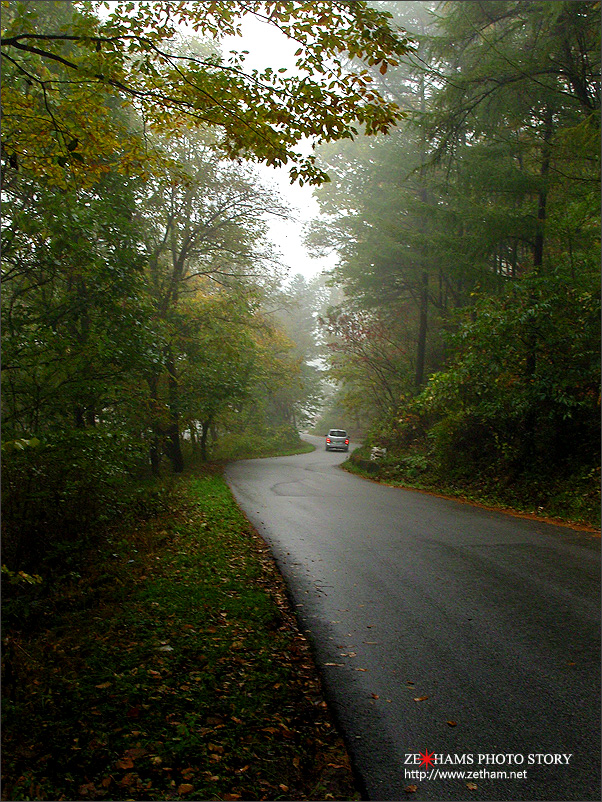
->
[[225, 436, 600, 801]]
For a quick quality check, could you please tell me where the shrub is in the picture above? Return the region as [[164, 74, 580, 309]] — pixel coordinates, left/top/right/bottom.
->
[[1, 427, 149, 571]]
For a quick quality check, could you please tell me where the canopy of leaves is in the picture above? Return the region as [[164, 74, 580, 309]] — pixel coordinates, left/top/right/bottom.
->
[[1, 0, 412, 185]]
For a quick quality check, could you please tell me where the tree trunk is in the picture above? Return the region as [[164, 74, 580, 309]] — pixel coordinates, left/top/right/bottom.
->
[[533, 108, 553, 273], [524, 110, 553, 458], [147, 374, 162, 476], [200, 419, 211, 462], [150, 437, 161, 476], [74, 405, 85, 428], [415, 73, 430, 391], [415, 271, 429, 389], [189, 424, 198, 455], [165, 347, 184, 473]]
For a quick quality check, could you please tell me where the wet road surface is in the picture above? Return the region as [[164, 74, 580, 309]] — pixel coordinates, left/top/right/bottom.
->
[[225, 436, 600, 801]]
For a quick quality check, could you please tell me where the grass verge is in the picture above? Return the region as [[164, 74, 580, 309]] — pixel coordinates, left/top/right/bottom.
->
[[344, 449, 600, 531], [1, 465, 359, 801], [210, 435, 315, 462]]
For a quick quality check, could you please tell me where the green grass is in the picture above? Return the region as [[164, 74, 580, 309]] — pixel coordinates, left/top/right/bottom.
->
[[1, 466, 358, 801], [210, 434, 315, 462]]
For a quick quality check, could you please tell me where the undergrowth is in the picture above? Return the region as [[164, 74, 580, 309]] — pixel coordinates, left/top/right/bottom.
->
[[346, 447, 600, 529], [1, 465, 358, 801]]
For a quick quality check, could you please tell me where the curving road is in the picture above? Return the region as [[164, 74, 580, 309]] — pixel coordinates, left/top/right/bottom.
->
[[225, 435, 600, 801]]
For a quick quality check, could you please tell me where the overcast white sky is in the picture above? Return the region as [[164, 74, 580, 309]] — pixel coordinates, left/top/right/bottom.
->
[[221, 15, 338, 282]]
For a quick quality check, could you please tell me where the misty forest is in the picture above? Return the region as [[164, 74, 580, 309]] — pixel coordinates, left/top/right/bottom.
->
[[1, 1, 600, 800]]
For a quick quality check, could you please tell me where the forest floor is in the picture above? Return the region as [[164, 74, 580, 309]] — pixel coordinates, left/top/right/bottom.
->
[[1, 458, 360, 802]]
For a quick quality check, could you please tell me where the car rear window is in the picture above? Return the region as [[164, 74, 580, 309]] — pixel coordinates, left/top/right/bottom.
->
[[329, 430, 347, 437]]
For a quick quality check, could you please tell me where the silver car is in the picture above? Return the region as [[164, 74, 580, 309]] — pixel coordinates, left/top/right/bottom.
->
[[325, 429, 349, 452]]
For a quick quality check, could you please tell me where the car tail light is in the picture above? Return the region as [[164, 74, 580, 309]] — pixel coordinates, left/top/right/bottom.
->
[[326, 438, 331, 443], [345, 439, 349, 444]]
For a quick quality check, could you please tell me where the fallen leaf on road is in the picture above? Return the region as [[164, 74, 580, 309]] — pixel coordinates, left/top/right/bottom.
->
[[177, 784, 194, 795], [447, 720, 457, 726], [95, 682, 111, 689], [355, 668, 368, 672], [324, 662, 344, 667], [413, 696, 428, 701], [371, 693, 379, 699], [404, 785, 418, 793], [466, 782, 478, 790]]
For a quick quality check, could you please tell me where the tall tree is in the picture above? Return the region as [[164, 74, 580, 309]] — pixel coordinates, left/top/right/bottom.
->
[[273, 274, 329, 426], [307, 1, 449, 395], [137, 130, 287, 471], [307, 0, 600, 482], [425, 0, 600, 451], [1, 168, 153, 438]]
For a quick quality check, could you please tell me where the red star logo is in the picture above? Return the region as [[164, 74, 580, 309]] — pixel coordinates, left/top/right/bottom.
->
[[419, 750, 436, 768]]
